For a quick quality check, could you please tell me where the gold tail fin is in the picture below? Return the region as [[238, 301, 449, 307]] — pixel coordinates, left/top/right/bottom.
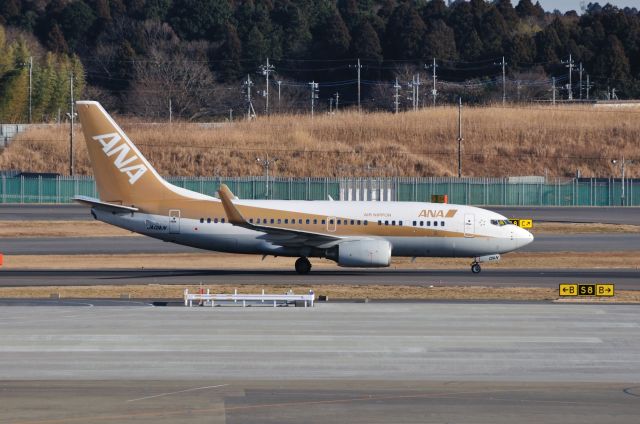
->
[[76, 101, 183, 205]]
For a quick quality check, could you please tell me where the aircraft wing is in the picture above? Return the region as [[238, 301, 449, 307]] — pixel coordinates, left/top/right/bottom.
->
[[73, 195, 139, 212], [217, 184, 345, 248]]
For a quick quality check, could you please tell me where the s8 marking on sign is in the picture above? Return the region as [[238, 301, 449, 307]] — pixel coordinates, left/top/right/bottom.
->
[[559, 283, 615, 297]]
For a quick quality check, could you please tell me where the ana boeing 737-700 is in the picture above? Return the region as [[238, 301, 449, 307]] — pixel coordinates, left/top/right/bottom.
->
[[73, 101, 533, 274]]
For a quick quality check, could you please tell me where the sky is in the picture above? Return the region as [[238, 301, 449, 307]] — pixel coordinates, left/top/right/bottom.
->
[[537, 0, 640, 13]]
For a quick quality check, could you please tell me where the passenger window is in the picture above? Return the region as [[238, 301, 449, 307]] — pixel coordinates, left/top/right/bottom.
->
[[270, 218, 275, 224], [322, 219, 326, 225], [284, 219, 289, 224], [364, 220, 368, 226], [434, 221, 438, 227], [214, 218, 219, 223], [392, 220, 396, 226], [329, 219, 334, 224], [277, 219, 282, 224], [384, 220, 389, 226], [206, 218, 211, 223], [378, 220, 382, 225], [420, 221, 424, 226], [221, 218, 225, 223], [399, 221, 403, 226], [200, 218, 204, 223], [426, 221, 430, 227], [306, 219, 310, 224], [299, 219, 303, 224], [441, 221, 445, 226], [413, 221, 416, 226], [357, 220, 361, 225], [313, 219, 317, 224], [350, 220, 355, 225]]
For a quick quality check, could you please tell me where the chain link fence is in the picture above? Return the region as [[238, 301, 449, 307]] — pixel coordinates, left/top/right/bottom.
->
[[1, 175, 638, 206]]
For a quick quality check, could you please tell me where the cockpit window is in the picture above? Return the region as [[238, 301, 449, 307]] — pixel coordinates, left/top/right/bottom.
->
[[490, 219, 512, 226]]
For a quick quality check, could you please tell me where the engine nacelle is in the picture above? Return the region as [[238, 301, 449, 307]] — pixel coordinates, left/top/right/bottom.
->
[[330, 239, 392, 268]]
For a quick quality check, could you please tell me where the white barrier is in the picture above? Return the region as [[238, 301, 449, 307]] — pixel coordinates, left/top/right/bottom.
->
[[184, 288, 315, 308]]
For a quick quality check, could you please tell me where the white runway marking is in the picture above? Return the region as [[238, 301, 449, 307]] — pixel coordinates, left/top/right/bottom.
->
[[126, 384, 229, 402]]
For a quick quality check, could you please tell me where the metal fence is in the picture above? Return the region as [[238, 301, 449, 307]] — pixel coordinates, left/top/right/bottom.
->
[[1, 175, 638, 206]]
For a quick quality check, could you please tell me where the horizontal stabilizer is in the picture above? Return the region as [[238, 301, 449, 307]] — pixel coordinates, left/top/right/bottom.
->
[[73, 195, 139, 212]]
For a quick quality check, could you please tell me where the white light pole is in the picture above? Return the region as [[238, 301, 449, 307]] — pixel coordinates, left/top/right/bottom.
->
[[257, 155, 278, 199], [612, 157, 633, 206]]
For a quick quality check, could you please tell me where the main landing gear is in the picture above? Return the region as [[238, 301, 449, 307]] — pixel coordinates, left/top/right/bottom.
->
[[295, 257, 312, 275], [471, 262, 481, 274]]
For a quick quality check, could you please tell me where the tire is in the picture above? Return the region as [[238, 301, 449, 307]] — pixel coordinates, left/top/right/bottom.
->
[[471, 263, 481, 274], [295, 257, 311, 274]]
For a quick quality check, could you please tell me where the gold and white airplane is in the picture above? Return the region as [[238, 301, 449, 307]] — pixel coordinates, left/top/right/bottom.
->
[[73, 101, 533, 274]]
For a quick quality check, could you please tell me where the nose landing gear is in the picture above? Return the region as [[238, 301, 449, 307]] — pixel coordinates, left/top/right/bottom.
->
[[295, 257, 312, 274], [471, 262, 481, 274]]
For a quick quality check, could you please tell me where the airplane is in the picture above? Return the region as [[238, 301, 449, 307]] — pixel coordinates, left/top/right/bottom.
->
[[73, 101, 534, 274]]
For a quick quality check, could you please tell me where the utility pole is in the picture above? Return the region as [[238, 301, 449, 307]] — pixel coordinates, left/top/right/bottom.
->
[[244, 74, 255, 120], [329, 98, 333, 113], [28, 56, 32, 123], [408, 76, 416, 111], [501, 56, 506, 105], [66, 73, 76, 176], [277, 80, 282, 110], [562, 54, 575, 100], [426, 59, 438, 107], [169, 98, 172, 124], [586, 74, 591, 100], [457, 97, 463, 178], [335, 92, 339, 112], [415, 73, 421, 109], [229, 109, 233, 122], [357, 58, 361, 111], [552, 77, 556, 105], [393, 77, 400, 114], [309, 81, 319, 117], [578, 62, 584, 100], [260, 58, 275, 115]]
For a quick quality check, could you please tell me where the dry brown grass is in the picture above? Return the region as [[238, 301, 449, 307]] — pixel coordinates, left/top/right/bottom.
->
[[3, 105, 639, 177], [3, 251, 640, 270], [1, 284, 638, 303], [0, 220, 137, 237]]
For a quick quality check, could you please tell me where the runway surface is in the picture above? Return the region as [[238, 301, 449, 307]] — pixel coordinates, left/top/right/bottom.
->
[[3, 204, 640, 224], [1, 268, 638, 288], [1, 302, 639, 423], [4, 232, 640, 255]]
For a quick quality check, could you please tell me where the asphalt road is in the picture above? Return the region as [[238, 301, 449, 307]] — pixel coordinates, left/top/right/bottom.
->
[[3, 204, 640, 224], [3, 232, 640, 255], [1, 268, 638, 289], [1, 303, 639, 423]]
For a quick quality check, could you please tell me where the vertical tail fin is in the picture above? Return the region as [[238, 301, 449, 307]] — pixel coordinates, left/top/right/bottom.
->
[[76, 101, 176, 205]]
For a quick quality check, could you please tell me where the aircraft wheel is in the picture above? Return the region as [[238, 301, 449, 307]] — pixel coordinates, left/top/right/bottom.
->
[[295, 257, 312, 275], [471, 263, 481, 274]]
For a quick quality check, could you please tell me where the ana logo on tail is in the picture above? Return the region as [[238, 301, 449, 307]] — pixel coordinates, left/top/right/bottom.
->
[[92, 133, 148, 184]]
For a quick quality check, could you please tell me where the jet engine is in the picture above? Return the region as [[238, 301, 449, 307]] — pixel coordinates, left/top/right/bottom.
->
[[327, 239, 392, 267]]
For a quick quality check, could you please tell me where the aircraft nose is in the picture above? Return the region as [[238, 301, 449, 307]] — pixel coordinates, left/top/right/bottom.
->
[[516, 227, 534, 248]]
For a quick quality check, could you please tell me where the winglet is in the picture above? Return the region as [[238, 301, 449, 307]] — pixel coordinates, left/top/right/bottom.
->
[[217, 184, 246, 225]]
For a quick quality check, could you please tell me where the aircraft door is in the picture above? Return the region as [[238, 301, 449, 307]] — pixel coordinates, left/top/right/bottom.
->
[[464, 214, 475, 237], [326, 216, 336, 232], [169, 209, 180, 234]]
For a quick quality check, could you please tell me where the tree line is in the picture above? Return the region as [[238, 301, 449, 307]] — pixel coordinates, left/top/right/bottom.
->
[[0, 0, 639, 121]]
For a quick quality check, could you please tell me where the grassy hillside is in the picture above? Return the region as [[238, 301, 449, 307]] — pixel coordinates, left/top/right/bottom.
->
[[2, 105, 639, 178]]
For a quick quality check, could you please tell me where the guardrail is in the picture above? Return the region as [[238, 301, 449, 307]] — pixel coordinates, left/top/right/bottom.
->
[[1, 175, 638, 206], [184, 288, 315, 307]]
